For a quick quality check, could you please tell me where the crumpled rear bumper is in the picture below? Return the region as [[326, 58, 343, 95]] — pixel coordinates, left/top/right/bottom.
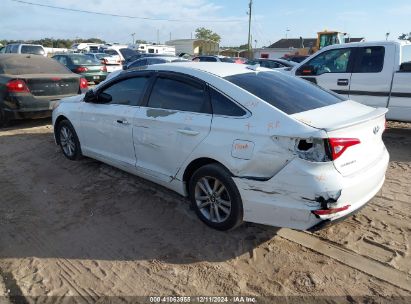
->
[[233, 147, 389, 230]]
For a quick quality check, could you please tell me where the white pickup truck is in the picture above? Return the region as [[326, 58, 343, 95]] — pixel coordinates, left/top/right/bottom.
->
[[288, 41, 411, 122]]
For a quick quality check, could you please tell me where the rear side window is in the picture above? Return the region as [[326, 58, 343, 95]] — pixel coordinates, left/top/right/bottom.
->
[[225, 72, 345, 115], [102, 76, 150, 106], [148, 77, 208, 113], [210, 88, 246, 117], [353, 46, 385, 73], [401, 45, 411, 64], [21, 45, 45, 56]]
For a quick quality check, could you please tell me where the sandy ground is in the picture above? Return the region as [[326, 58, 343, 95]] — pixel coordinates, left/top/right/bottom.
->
[[0, 119, 410, 301]]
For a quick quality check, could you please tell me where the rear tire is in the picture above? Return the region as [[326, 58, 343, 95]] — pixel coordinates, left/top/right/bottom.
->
[[56, 120, 82, 160], [189, 163, 243, 231]]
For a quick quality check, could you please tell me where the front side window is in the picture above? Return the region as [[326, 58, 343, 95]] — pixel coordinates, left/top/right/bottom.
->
[[101, 76, 150, 106], [147, 77, 208, 113], [225, 71, 345, 115], [353, 46, 385, 73], [302, 48, 352, 75]]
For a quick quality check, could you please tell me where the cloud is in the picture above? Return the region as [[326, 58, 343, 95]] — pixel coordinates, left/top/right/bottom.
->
[[0, 0, 247, 45]]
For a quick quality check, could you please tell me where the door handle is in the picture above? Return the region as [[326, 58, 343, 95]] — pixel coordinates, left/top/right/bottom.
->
[[177, 129, 200, 136], [337, 79, 349, 86], [116, 119, 130, 125]]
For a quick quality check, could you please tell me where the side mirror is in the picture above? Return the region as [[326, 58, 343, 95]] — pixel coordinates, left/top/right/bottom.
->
[[84, 90, 97, 103], [297, 64, 315, 76], [97, 92, 112, 103], [400, 62, 411, 72]]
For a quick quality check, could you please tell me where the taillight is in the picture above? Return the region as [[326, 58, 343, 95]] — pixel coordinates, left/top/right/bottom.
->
[[328, 138, 361, 160], [6, 80, 30, 93], [79, 78, 88, 89], [75, 66, 89, 73], [100, 66, 107, 72], [312, 205, 350, 216]]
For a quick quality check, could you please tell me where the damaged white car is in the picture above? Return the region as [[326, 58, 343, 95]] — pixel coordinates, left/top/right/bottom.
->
[[52, 62, 389, 231]]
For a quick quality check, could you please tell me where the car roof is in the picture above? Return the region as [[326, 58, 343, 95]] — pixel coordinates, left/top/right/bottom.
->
[[320, 40, 410, 52], [144, 62, 273, 78]]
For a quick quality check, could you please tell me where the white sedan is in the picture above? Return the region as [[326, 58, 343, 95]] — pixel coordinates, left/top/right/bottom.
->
[[52, 62, 389, 231]]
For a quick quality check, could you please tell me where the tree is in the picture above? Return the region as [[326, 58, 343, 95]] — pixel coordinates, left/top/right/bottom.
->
[[195, 27, 221, 43], [398, 33, 411, 41]]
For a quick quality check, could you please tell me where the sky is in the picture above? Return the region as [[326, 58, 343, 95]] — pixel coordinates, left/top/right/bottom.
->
[[0, 0, 410, 47]]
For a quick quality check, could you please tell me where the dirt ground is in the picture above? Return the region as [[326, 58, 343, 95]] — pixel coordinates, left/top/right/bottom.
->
[[0, 119, 410, 302]]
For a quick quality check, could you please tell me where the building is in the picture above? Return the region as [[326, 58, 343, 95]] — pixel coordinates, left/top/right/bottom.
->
[[165, 39, 219, 56], [253, 37, 364, 59], [219, 48, 248, 58]]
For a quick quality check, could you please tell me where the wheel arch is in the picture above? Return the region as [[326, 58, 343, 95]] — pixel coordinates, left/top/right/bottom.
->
[[54, 115, 70, 145], [182, 157, 233, 194]]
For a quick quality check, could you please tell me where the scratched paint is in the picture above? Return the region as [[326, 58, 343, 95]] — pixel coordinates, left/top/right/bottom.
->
[[146, 109, 177, 118]]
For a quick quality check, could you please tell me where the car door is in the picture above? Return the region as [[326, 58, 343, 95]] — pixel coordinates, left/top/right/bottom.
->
[[80, 73, 152, 166], [295, 47, 354, 98], [134, 72, 212, 182], [349, 45, 392, 108], [387, 44, 411, 121]]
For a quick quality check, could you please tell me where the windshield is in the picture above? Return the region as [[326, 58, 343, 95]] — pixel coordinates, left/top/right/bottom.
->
[[69, 55, 100, 65], [21, 45, 45, 56], [224, 71, 345, 115]]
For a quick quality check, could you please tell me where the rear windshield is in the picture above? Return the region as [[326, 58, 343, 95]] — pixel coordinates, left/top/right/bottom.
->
[[119, 48, 137, 59], [0, 55, 71, 75], [224, 71, 345, 115], [21, 45, 45, 56], [104, 49, 119, 56], [69, 55, 100, 65], [401, 45, 411, 63]]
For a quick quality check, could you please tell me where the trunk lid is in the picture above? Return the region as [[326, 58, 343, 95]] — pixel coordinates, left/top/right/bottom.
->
[[292, 100, 387, 176], [20, 74, 80, 97]]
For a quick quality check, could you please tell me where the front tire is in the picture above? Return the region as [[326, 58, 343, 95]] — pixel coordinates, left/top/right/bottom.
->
[[189, 163, 243, 231], [56, 120, 82, 160]]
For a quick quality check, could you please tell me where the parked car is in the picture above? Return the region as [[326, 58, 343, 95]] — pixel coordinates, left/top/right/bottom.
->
[[84, 53, 122, 73], [123, 53, 176, 67], [52, 62, 388, 231], [0, 54, 87, 126], [52, 54, 108, 84], [247, 58, 297, 69], [192, 55, 237, 63], [288, 41, 411, 122], [125, 56, 187, 70], [3, 43, 46, 56], [103, 47, 137, 63]]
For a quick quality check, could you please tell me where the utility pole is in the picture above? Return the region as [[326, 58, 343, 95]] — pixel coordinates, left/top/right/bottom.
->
[[131, 33, 136, 45], [247, 0, 253, 58], [157, 29, 160, 44]]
